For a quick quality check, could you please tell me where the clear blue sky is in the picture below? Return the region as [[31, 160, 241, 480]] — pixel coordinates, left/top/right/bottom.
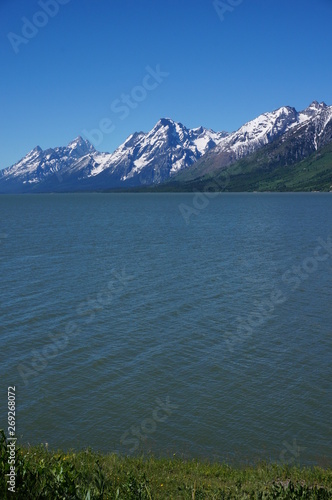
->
[[1, 0, 332, 168]]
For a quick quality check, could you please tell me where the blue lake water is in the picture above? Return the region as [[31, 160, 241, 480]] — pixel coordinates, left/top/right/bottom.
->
[[0, 193, 331, 466]]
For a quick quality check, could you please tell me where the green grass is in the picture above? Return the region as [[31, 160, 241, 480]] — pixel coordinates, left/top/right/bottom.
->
[[1, 431, 332, 499], [145, 141, 332, 193], [218, 142, 332, 192]]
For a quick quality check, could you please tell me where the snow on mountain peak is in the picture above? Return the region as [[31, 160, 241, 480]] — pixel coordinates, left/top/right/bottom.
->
[[308, 100, 327, 110], [67, 136, 95, 153], [213, 105, 299, 159], [297, 101, 330, 125], [302, 101, 327, 115], [152, 118, 175, 131], [1, 101, 331, 193]]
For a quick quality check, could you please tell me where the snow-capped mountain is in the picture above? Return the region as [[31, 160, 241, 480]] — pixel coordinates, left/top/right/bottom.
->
[[0, 136, 96, 190], [174, 101, 332, 181], [97, 119, 228, 185], [207, 101, 332, 163], [0, 119, 227, 192], [0, 101, 331, 193]]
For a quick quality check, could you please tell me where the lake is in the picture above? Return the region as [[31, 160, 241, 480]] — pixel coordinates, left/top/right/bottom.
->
[[1, 193, 331, 466]]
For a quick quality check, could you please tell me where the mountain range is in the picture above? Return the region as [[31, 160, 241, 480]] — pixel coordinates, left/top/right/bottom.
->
[[1, 101, 332, 193]]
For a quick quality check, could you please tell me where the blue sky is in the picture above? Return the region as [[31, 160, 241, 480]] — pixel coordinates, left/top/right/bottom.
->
[[1, 0, 332, 168]]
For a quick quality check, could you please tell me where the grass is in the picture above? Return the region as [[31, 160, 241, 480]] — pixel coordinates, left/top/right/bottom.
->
[[146, 141, 332, 193], [1, 431, 332, 499]]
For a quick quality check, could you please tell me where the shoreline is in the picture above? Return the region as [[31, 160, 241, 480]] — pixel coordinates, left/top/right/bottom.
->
[[1, 437, 332, 499]]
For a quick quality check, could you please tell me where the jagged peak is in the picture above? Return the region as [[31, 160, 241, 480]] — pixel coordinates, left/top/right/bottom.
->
[[304, 101, 328, 112], [153, 118, 179, 130], [234, 105, 296, 135], [192, 125, 204, 134], [67, 136, 94, 149], [158, 117, 175, 124], [272, 105, 295, 113], [24, 145, 43, 160], [309, 100, 327, 108], [123, 131, 145, 147]]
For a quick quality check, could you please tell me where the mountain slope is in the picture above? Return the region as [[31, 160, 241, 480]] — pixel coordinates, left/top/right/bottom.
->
[[0, 137, 97, 193], [0, 120, 227, 193], [0, 101, 331, 193], [174, 101, 332, 184], [163, 122, 332, 192], [112, 141, 332, 193]]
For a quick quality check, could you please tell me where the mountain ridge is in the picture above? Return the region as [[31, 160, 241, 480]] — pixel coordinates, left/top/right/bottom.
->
[[1, 101, 331, 193]]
